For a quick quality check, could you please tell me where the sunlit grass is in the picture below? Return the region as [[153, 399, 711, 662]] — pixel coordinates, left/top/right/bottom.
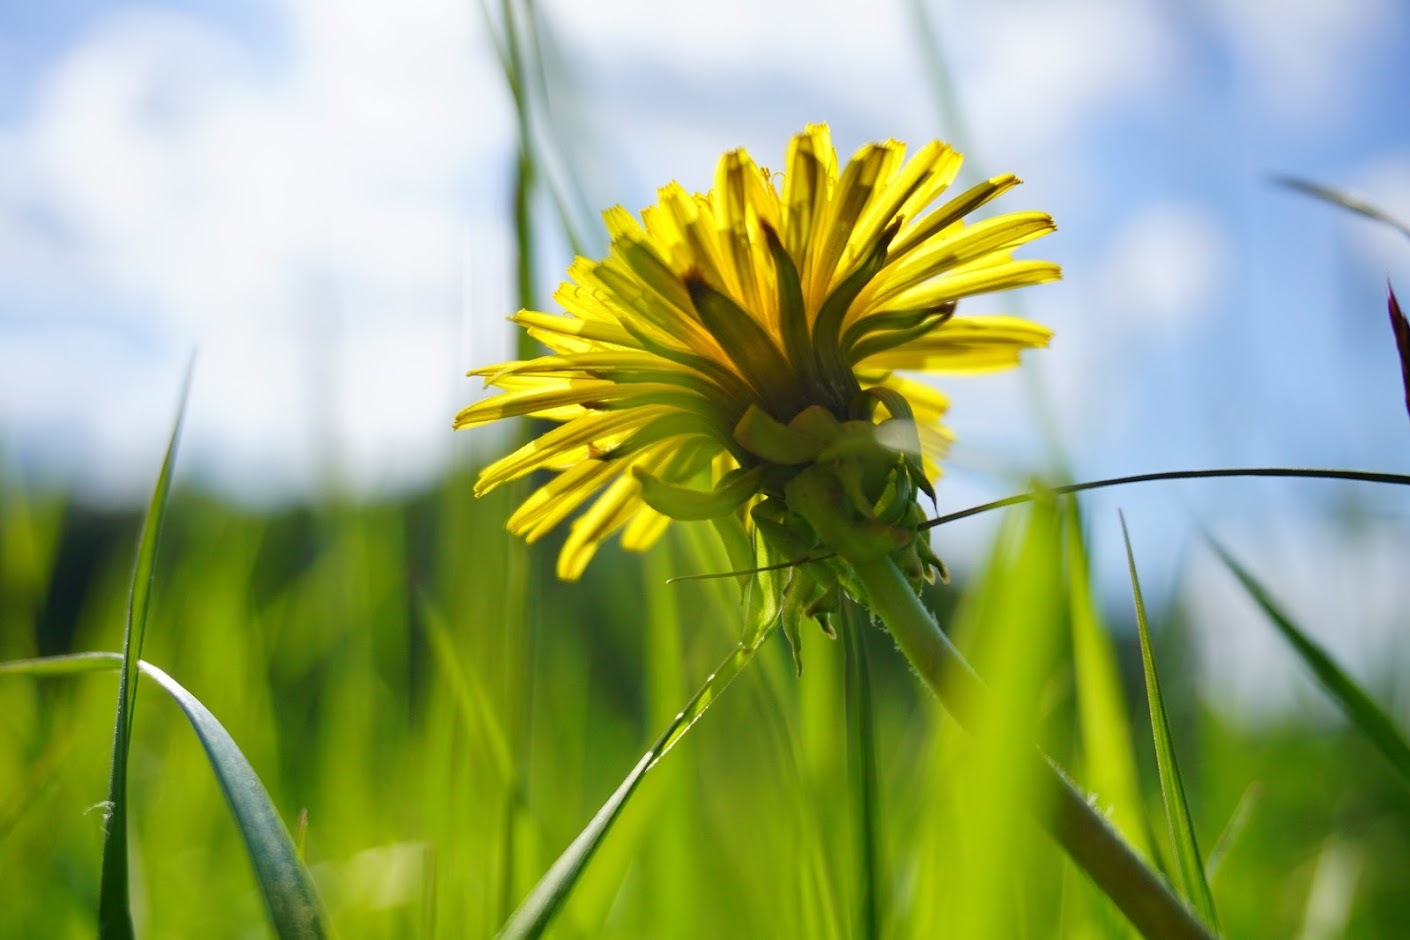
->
[[6, 450, 1410, 936]]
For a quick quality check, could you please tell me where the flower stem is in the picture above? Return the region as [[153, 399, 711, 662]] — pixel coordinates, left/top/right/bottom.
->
[[843, 599, 881, 940], [849, 553, 1215, 940]]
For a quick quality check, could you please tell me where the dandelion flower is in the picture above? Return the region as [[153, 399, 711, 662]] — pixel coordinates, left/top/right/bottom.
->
[[456, 124, 1058, 589]]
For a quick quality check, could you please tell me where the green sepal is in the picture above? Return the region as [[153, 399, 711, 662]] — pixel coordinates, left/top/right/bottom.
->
[[612, 235, 696, 312], [784, 464, 913, 564], [607, 293, 758, 419], [870, 463, 916, 526], [780, 575, 807, 676], [762, 222, 820, 397], [734, 404, 832, 465], [811, 220, 901, 412], [786, 403, 844, 442], [858, 387, 935, 503], [685, 273, 805, 419], [633, 465, 764, 520], [750, 499, 820, 561], [919, 532, 949, 584], [779, 559, 845, 676], [710, 512, 756, 594], [841, 302, 955, 363], [806, 584, 840, 636]]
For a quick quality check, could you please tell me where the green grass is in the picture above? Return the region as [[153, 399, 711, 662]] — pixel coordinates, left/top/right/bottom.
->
[[5, 455, 1410, 936]]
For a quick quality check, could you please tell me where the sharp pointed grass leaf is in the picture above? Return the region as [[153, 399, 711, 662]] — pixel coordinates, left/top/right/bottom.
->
[[99, 363, 190, 939], [1063, 503, 1156, 865], [496, 633, 771, 940], [1, 653, 330, 937], [418, 594, 514, 783], [1206, 782, 1261, 883], [0, 651, 123, 678], [1120, 514, 1218, 930], [1207, 536, 1410, 790]]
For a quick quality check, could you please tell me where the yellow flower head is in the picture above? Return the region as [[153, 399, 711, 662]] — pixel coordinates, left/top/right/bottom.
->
[[457, 124, 1059, 581]]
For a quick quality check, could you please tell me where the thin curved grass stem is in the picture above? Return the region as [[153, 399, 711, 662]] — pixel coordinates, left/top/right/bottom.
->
[[922, 467, 1410, 530]]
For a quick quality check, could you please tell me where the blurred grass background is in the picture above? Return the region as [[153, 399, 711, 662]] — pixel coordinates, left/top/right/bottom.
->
[[4, 455, 1410, 936]]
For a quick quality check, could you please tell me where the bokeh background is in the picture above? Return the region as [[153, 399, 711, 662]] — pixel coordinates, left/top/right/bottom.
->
[[4, 1, 1410, 936], [5, 0, 1410, 712]]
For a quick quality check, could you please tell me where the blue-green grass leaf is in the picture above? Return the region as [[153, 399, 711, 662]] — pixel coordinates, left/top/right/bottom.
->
[[99, 364, 189, 938], [1207, 536, 1410, 789], [1120, 514, 1218, 930], [1, 653, 330, 937]]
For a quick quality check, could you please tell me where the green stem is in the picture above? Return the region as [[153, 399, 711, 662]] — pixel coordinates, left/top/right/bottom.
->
[[850, 554, 1215, 940], [843, 600, 881, 940]]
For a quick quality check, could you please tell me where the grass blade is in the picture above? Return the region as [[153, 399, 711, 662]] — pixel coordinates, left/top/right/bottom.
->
[[1206, 782, 1261, 883], [418, 593, 513, 783], [1063, 501, 1155, 863], [1120, 513, 1218, 930], [1271, 176, 1410, 242], [1, 653, 330, 937], [137, 659, 329, 937], [99, 363, 190, 938], [1207, 536, 1410, 788], [923, 467, 1410, 533], [497, 631, 772, 940]]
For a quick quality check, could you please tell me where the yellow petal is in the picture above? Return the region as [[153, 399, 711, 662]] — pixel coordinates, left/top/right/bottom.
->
[[808, 141, 904, 302], [780, 123, 837, 269], [860, 315, 1053, 374], [861, 211, 1056, 313], [475, 406, 666, 495], [889, 174, 1021, 260], [453, 380, 686, 429], [882, 259, 1062, 311], [509, 458, 625, 542]]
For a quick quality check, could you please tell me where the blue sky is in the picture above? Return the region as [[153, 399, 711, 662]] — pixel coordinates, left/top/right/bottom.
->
[[2, 0, 1409, 715]]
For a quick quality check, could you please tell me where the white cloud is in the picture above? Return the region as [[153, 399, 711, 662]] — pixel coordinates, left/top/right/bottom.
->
[[0, 2, 516, 502], [1099, 204, 1230, 329], [956, 0, 1180, 156], [1197, 0, 1402, 128]]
